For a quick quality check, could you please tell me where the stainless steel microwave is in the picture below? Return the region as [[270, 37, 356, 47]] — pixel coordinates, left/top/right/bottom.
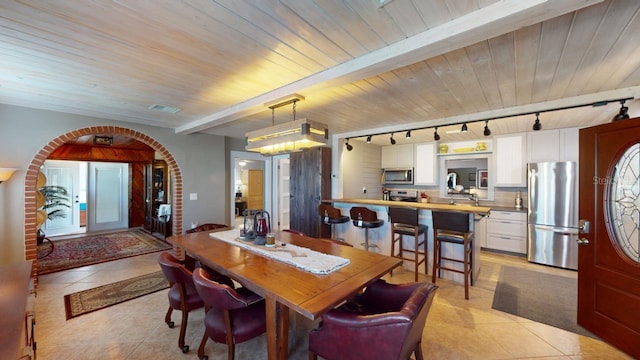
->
[[383, 168, 413, 185]]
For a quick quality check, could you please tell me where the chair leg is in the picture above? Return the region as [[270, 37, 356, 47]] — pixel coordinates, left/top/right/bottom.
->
[[463, 237, 470, 300], [431, 238, 438, 284], [165, 306, 175, 328], [423, 232, 428, 278], [308, 351, 318, 360], [179, 308, 189, 353], [197, 330, 208, 360], [413, 233, 419, 282], [414, 342, 424, 360]]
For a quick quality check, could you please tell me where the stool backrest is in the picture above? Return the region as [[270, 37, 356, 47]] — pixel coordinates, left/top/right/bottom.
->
[[432, 211, 470, 233], [389, 207, 419, 226], [318, 204, 343, 219], [349, 207, 378, 221]]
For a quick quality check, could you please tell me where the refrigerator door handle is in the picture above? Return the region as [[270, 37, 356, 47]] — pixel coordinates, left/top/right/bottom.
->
[[533, 224, 578, 235]]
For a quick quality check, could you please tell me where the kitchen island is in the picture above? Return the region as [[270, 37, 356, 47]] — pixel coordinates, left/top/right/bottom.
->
[[322, 198, 491, 285]]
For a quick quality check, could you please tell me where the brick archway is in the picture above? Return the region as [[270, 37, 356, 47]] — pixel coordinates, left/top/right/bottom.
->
[[24, 126, 183, 277]]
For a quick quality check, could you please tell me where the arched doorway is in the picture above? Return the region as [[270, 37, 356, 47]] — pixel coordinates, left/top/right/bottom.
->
[[23, 126, 183, 279]]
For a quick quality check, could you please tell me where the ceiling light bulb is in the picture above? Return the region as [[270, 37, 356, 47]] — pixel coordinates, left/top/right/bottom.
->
[[345, 139, 353, 151], [483, 120, 491, 136], [434, 128, 440, 141], [461, 123, 468, 132], [533, 113, 542, 131], [366, 135, 372, 143], [390, 134, 396, 145], [405, 130, 411, 139]]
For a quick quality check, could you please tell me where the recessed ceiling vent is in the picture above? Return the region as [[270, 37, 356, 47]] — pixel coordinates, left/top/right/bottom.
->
[[148, 104, 181, 113]]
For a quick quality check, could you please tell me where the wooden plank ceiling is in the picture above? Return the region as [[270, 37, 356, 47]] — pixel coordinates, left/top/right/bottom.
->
[[2, 0, 640, 146]]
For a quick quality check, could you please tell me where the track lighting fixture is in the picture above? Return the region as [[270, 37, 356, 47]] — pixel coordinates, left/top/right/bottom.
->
[[613, 100, 630, 121], [532, 112, 542, 131], [483, 120, 491, 136], [345, 138, 353, 151], [434, 127, 440, 141], [366, 135, 372, 143], [461, 123, 468, 132], [405, 130, 411, 139], [390, 133, 396, 145]]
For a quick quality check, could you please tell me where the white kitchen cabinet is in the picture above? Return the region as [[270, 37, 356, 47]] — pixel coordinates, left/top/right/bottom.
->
[[494, 134, 526, 187], [486, 210, 526, 254], [381, 144, 414, 168], [559, 127, 579, 162], [414, 142, 437, 185], [527, 130, 559, 163], [474, 214, 488, 248]]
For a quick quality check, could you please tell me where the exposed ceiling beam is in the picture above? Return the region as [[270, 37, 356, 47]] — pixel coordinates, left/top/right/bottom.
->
[[175, 0, 603, 135]]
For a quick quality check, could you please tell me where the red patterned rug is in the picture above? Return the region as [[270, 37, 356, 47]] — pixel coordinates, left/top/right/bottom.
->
[[37, 229, 171, 274]]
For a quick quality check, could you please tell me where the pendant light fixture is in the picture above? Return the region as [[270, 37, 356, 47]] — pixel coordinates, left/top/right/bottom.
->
[[433, 127, 440, 141], [612, 100, 630, 121], [345, 138, 353, 151], [245, 94, 329, 155], [390, 133, 396, 145], [532, 112, 542, 131], [405, 130, 411, 139], [461, 123, 468, 132], [483, 120, 491, 136], [366, 135, 372, 143]]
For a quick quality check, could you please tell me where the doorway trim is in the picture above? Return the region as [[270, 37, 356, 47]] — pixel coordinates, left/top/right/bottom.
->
[[23, 126, 183, 280]]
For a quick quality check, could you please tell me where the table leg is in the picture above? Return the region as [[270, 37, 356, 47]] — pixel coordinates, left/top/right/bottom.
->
[[265, 296, 289, 360]]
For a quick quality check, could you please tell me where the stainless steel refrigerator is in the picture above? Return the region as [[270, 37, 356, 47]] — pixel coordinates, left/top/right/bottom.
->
[[527, 161, 579, 270]]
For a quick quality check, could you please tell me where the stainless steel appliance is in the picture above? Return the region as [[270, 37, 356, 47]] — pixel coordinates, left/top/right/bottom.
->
[[388, 189, 418, 202], [527, 161, 578, 270], [383, 168, 413, 185]]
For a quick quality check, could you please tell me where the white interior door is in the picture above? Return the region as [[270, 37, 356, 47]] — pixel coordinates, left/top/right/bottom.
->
[[42, 160, 81, 236], [88, 162, 129, 232], [277, 157, 290, 231]]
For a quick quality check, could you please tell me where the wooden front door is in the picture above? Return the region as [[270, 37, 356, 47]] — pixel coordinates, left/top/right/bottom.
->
[[578, 118, 640, 358]]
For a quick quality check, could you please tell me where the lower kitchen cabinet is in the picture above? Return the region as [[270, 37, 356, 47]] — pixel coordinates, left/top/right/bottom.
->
[[486, 210, 526, 254]]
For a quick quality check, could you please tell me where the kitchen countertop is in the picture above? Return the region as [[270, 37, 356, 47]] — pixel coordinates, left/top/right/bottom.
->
[[324, 198, 491, 214]]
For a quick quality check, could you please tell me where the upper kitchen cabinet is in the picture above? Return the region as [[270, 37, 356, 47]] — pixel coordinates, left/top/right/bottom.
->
[[494, 134, 527, 187], [414, 142, 437, 185], [381, 144, 414, 169], [527, 127, 579, 163]]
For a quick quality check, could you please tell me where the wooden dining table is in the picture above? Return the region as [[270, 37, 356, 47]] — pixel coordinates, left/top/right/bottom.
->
[[167, 229, 402, 360]]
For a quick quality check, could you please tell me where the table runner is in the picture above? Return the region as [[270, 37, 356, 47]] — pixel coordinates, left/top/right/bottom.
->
[[210, 229, 350, 274]]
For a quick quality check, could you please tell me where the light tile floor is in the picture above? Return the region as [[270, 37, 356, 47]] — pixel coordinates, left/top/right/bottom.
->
[[35, 251, 631, 359]]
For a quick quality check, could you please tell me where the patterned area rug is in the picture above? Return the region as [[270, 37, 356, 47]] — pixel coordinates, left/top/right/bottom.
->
[[38, 229, 171, 274], [64, 271, 169, 319]]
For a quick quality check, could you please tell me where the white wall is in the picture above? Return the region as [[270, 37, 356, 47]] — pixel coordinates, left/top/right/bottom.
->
[[341, 141, 382, 199], [0, 104, 228, 264]]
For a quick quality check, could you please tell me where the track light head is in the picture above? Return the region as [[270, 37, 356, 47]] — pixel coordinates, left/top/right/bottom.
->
[[345, 139, 353, 151], [366, 135, 372, 143], [533, 113, 542, 131], [483, 120, 491, 136], [613, 100, 630, 121], [461, 123, 468, 132], [405, 130, 411, 139], [390, 133, 396, 145], [434, 127, 440, 141]]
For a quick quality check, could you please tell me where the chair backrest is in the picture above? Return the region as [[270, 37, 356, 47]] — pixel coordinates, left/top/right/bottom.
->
[[186, 223, 228, 233], [349, 207, 378, 221], [157, 251, 193, 285], [432, 211, 471, 233], [192, 268, 255, 310], [319, 204, 343, 219], [398, 282, 439, 359], [389, 206, 419, 226]]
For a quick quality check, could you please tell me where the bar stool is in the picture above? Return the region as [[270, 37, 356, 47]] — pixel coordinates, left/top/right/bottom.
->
[[349, 207, 384, 251], [319, 204, 350, 241], [432, 211, 474, 300], [389, 207, 428, 282]]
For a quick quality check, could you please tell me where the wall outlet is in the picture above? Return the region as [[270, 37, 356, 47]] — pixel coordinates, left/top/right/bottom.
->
[[189, 193, 198, 200], [362, 187, 367, 194], [191, 222, 198, 229]]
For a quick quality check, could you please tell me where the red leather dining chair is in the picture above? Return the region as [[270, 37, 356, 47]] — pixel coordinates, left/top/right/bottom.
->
[[157, 251, 205, 353], [192, 267, 267, 360], [308, 279, 438, 360]]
